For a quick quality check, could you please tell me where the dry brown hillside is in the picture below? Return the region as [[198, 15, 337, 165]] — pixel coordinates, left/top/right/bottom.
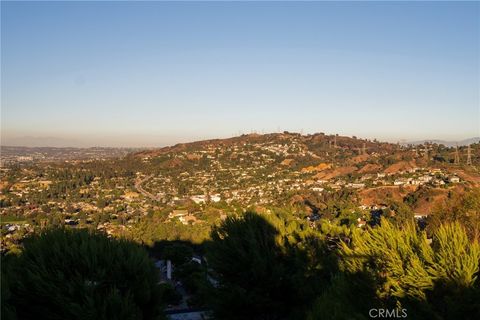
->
[[358, 163, 383, 174], [349, 154, 370, 164], [384, 160, 417, 174], [301, 163, 331, 173], [412, 188, 450, 215], [314, 166, 357, 180], [359, 185, 416, 206]]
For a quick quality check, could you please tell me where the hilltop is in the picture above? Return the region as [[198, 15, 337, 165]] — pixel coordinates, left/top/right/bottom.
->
[[134, 131, 398, 159]]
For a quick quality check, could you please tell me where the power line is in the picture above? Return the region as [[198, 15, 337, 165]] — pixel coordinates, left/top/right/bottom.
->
[[454, 145, 460, 165], [467, 144, 472, 165]]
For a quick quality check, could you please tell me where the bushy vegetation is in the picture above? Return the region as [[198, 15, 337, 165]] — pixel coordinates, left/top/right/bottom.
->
[[2, 228, 166, 320], [205, 212, 480, 319], [2, 190, 479, 319], [206, 212, 324, 319]]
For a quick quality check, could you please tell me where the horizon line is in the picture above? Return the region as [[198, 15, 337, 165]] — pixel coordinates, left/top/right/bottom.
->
[[1, 132, 479, 149]]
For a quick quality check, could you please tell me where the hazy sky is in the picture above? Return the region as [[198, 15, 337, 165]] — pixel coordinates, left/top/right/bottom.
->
[[1, 1, 479, 147]]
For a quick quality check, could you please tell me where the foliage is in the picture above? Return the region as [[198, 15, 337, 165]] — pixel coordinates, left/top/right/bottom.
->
[[127, 216, 211, 246], [332, 219, 480, 319], [2, 228, 165, 320], [384, 200, 414, 226], [206, 211, 331, 320]]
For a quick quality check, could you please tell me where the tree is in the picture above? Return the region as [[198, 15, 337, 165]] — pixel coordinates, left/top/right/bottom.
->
[[207, 212, 291, 320], [206, 211, 330, 320], [335, 219, 480, 319], [2, 228, 166, 320], [162, 243, 193, 266], [384, 200, 414, 226]]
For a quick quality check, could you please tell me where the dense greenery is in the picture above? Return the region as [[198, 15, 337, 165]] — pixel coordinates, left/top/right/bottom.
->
[[205, 210, 355, 319], [326, 219, 480, 319], [2, 228, 166, 320], [205, 211, 480, 320], [2, 208, 480, 319], [2, 189, 480, 319]]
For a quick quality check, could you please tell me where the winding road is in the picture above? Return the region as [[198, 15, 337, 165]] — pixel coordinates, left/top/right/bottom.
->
[[134, 174, 163, 201]]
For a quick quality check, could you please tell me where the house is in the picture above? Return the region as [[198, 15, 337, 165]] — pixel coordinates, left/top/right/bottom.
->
[[178, 215, 198, 225], [348, 183, 365, 189], [169, 210, 189, 219], [210, 194, 221, 202], [190, 195, 207, 204], [418, 175, 433, 183], [414, 213, 427, 219], [449, 176, 460, 183]]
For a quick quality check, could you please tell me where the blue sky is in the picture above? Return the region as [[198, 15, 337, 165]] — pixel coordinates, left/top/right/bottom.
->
[[2, 1, 479, 147]]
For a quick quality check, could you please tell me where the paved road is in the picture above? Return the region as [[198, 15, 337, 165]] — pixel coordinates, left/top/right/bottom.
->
[[134, 174, 162, 201]]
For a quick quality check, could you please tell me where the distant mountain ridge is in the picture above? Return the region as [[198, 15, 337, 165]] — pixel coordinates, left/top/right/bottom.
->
[[405, 137, 480, 147]]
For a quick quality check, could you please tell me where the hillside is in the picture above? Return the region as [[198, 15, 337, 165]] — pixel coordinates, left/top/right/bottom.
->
[[1, 131, 479, 255]]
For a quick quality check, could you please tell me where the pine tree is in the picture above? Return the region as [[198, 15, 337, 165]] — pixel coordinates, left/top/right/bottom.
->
[[337, 219, 480, 319], [2, 228, 166, 320]]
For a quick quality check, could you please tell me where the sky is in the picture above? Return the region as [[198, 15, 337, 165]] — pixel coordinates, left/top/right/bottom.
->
[[1, 1, 479, 147]]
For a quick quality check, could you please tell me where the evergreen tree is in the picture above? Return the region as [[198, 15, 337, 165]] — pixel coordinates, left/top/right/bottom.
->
[[206, 211, 331, 320], [207, 212, 292, 320], [2, 228, 166, 320], [334, 219, 480, 319]]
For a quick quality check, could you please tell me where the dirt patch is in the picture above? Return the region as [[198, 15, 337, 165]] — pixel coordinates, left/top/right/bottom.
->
[[358, 164, 383, 174], [314, 166, 357, 180], [0, 181, 9, 190], [359, 186, 416, 206], [160, 158, 183, 168], [384, 161, 417, 174], [301, 163, 331, 173], [412, 189, 450, 215], [350, 154, 370, 164], [280, 159, 294, 166]]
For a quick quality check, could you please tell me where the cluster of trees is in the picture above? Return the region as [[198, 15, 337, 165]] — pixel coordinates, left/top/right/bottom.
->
[[206, 212, 330, 319], [206, 212, 480, 319], [127, 215, 212, 246], [2, 228, 167, 320], [2, 189, 479, 319]]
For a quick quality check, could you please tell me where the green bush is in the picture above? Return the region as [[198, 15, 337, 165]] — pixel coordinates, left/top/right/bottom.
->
[[2, 228, 165, 320]]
